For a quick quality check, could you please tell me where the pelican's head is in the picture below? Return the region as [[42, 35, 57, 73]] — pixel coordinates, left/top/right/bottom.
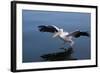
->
[[59, 29, 63, 32], [52, 29, 63, 38]]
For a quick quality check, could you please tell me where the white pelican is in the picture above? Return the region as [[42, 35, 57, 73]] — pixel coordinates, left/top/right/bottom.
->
[[38, 25, 89, 47]]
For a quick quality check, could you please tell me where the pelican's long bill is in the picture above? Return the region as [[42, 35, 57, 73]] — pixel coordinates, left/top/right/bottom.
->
[[52, 32, 60, 38]]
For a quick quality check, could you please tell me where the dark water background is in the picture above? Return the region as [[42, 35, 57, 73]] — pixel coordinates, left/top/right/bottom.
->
[[22, 10, 91, 63]]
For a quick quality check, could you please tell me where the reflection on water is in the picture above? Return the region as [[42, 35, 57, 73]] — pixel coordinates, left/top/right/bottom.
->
[[41, 47, 77, 61]]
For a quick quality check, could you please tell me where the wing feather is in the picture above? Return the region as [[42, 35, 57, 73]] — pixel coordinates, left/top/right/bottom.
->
[[38, 25, 59, 33], [67, 30, 89, 38]]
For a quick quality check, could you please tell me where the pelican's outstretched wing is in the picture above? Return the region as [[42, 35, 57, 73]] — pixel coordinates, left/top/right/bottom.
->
[[38, 25, 59, 33], [67, 30, 90, 38]]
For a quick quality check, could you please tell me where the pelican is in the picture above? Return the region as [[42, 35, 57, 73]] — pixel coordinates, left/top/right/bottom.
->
[[38, 25, 89, 47]]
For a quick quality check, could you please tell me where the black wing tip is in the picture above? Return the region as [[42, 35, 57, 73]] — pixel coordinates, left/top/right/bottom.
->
[[38, 26, 45, 32], [74, 31, 90, 38], [86, 33, 90, 37], [82, 31, 90, 37], [37, 25, 44, 31]]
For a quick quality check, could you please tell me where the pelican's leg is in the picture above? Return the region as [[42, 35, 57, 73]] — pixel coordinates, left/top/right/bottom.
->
[[70, 40, 74, 48]]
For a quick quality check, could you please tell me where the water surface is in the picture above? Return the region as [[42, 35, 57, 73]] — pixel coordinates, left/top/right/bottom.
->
[[22, 10, 91, 63]]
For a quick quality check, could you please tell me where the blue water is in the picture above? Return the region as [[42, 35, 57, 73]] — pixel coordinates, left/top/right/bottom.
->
[[22, 10, 91, 63]]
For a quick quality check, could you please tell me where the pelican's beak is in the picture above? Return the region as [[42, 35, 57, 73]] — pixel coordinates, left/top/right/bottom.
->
[[52, 33, 59, 38]]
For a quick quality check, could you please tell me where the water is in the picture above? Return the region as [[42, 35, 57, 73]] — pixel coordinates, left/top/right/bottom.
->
[[22, 10, 91, 63]]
